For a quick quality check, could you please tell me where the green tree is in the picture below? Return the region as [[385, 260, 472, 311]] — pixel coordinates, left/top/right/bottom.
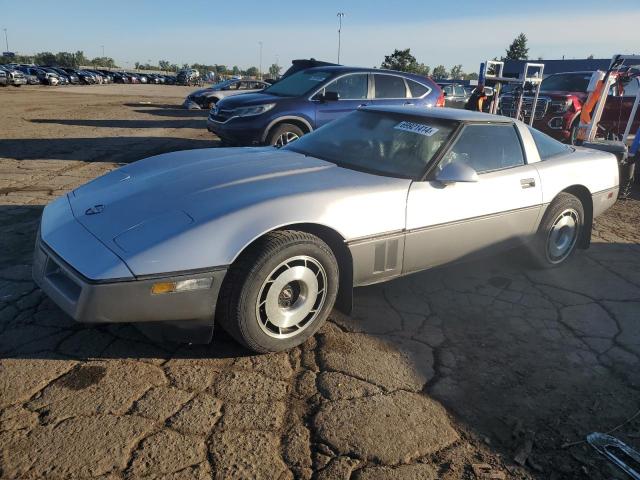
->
[[33, 52, 57, 66], [74, 51, 88, 66], [414, 63, 430, 76], [231, 66, 241, 75], [432, 65, 448, 79], [91, 57, 116, 68], [54, 52, 76, 67], [587, 54, 594, 60], [381, 48, 418, 72], [245, 66, 259, 77], [504, 33, 529, 60], [464, 72, 479, 81], [268, 63, 282, 79], [450, 64, 464, 79], [158, 60, 170, 71]]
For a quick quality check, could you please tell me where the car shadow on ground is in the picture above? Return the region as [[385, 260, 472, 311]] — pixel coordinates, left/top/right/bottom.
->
[[132, 108, 210, 118], [0, 137, 219, 162], [2, 203, 639, 479], [31, 118, 206, 130]]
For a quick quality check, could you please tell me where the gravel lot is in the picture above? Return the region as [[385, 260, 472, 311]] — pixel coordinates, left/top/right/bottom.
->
[[1, 85, 639, 480]]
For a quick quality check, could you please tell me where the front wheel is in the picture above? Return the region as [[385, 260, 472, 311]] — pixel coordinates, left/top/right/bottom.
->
[[216, 231, 339, 353], [267, 123, 304, 147], [530, 192, 584, 268]]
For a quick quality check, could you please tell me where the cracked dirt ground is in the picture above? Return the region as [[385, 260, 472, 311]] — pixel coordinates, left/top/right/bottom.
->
[[1, 86, 639, 479]]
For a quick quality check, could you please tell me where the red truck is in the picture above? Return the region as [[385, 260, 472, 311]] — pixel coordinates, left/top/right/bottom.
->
[[499, 71, 640, 144]]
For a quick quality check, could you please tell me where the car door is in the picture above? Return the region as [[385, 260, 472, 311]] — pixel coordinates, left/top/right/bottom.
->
[[313, 73, 370, 128], [403, 122, 543, 273], [369, 73, 412, 108]]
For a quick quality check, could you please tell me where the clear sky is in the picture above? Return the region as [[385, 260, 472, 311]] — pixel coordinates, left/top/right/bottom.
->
[[3, 0, 640, 72]]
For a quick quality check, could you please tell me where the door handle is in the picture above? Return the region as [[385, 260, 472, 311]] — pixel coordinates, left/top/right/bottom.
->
[[404, 101, 414, 105], [359, 103, 368, 107], [520, 178, 536, 188]]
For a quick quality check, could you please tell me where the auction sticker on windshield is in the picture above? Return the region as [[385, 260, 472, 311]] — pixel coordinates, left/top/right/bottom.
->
[[394, 121, 439, 136]]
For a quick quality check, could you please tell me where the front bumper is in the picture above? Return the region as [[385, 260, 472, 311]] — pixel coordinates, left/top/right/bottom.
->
[[206, 117, 263, 146], [33, 236, 226, 326]]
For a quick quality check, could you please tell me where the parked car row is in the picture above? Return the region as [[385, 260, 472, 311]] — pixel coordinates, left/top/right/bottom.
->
[[0, 64, 177, 87], [202, 65, 445, 146]]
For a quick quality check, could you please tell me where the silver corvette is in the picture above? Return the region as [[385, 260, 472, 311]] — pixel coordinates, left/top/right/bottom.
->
[[33, 107, 619, 352]]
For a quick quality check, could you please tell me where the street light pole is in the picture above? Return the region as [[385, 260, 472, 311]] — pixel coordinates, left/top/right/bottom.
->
[[101, 45, 105, 57], [337, 12, 344, 64], [258, 41, 263, 80], [3, 28, 8, 53]]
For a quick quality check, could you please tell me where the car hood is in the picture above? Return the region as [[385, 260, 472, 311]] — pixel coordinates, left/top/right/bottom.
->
[[216, 92, 283, 109], [68, 147, 406, 259]]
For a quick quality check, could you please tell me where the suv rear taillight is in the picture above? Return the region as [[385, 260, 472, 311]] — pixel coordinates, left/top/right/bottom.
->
[[436, 92, 445, 108]]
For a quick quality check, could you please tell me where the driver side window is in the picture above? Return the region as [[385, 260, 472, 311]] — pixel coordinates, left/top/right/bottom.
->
[[321, 74, 368, 100], [438, 124, 525, 174]]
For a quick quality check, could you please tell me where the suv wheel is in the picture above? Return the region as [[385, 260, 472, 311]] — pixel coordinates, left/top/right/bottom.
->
[[268, 123, 304, 147]]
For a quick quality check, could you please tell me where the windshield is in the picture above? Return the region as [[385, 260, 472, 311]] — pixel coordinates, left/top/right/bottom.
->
[[285, 110, 459, 179], [540, 73, 591, 92], [263, 69, 333, 97], [212, 79, 235, 90]]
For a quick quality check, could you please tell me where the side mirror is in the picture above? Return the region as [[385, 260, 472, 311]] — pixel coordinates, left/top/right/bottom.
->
[[442, 91, 447, 97], [435, 162, 479, 185], [320, 91, 340, 102]]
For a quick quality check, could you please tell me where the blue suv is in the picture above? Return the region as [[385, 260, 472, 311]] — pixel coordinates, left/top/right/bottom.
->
[[207, 66, 444, 146]]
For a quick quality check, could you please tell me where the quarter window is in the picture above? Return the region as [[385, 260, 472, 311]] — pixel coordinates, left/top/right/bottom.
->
[[439, 124, 525, 174], [322, 74, 368, 99], [374, 74, 407, 99], [527, 126, 572, 160], [406, 79, 429, 98]]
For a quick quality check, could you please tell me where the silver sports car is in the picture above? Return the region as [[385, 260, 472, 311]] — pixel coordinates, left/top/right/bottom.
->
[[33, 107, 619, 352]]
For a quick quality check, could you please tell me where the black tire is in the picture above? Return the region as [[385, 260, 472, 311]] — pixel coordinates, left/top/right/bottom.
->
[[216, 231, 339, 353], [267, 123, 304, 147], [568, 118, 580, 145], [530, 192, 585, 268]]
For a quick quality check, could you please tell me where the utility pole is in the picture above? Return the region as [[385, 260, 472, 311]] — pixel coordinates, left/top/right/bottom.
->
[[3, 28, 8, 53], [101, 45, 105, 57], [258, 41, 263, 80], [337, 12, 345, 64]]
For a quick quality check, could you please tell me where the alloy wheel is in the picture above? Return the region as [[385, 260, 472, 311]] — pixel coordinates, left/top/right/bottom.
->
[[255, 255, 327, 339]]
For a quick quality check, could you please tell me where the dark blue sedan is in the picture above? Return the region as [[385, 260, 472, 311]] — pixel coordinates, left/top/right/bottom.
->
[[207, 66, 445, 146]]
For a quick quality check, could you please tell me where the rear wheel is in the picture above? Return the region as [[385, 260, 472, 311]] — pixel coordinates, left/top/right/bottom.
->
[[216, 231, 339, 353], [268, 123, 304, 147], [530, 192, 584, 268]]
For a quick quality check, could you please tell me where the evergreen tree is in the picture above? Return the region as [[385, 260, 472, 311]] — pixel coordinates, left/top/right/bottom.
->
[[504, 33, 529, 60]]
